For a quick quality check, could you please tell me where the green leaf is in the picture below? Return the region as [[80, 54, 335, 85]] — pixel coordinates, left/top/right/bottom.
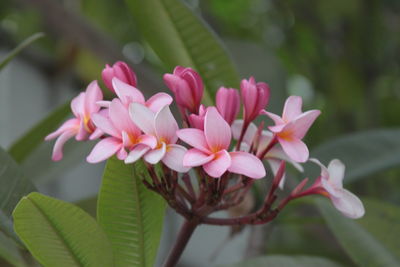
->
[[0, 33, 45, 71], [222, 255, 343, 267], [9, 102, 70, 163], [97, 158, 166, 267], [0, 146, 36, 243], [126, 0, 240, 103], [316, 198, 399, 267], [312, 129, 400, 183], [13, 192, 114, 267]]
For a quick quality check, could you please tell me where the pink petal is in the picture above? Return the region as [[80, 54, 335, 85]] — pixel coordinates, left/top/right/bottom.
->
[[288, 110, 321, 139], [86, 137, 122, 163], [278, 137, 309, 163], [138, 134, 157, 149], [231, 120, 258, 145], [117, 147, 128, 160], [89, 128, 104, 140], [125, 144, 150, 164], [144, 142, 166, 164], [204, 107, 231, 151], [75, 120, 89, 141], [203, 150, 231, 178], [45, 118, 79, 140], [109, 99, 141, 136], [146, 93, 173, 113], [84, 80, 103, 115], [71, 93, 85, 118], [112, 78, 145, 105], [162, 144, 190, 173], [91, 113, 120, 138], [183, 148, 214, 167], [282, 96, 302, 122], [129, 102, 156, 135], [228, 151, 266, 179], [266, 146, 304, 172], [96, 100, 110, 108], [262, 110, 285, 126], [330, 189, 365, 219], [51, 130, 77, 161], [154, 105, 178, 144], [327, 159, 345, 188], [177, 128, 210, 153]]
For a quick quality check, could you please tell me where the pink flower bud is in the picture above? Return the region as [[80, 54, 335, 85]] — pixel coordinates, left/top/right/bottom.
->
[[240, 77, 270, 123], [188, 105, 207, 130], [216, 87, 240, 125], [102, 61, 137, 93], [163, 66, 204, 113]]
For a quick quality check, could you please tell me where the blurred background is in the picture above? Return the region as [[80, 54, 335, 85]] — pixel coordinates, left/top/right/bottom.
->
[[1, 0, 400, 266]]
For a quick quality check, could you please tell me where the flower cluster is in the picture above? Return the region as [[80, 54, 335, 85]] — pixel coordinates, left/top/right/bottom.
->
[[46, 61, 364, 220]]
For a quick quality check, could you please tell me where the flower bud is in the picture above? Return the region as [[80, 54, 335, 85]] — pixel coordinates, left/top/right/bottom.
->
[[163, 66, 204, 113], [188, 105, 207, 130], [216, 87, 240, 125], [102, 61, 137, 93], [240, 77, 270, 124]]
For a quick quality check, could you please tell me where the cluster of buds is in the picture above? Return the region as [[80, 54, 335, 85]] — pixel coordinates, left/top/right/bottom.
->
[[46, 61, 365, 231]]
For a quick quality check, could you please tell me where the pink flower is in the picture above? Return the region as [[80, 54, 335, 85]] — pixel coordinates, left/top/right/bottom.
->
[[45, 81, 103, 161], [129, 103, 190, 173], [163, 66, 204, 113], [102, 61, 137, 93], [232, 120, 303, 188], [98, 78, 173, 113], [177, 107, 266, 178], [188, 105, 206, 130], [241, 77, 270, 124], [310, 159, 365, 219], [262, 96, 320, 163], [86, 99, 157, 163], [216, 87, 240, 125]]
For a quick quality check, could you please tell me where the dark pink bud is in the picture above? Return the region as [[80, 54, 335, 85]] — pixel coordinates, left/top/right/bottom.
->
[[163, 66, 204, 113], [240, 77, 270, 124], [188, 105, 207, 130], [102, 61, 137, 92], [216, 87, 240, 125]]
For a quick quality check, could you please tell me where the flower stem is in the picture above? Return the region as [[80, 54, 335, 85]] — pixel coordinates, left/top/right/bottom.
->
[[163, 219, 199, 267]]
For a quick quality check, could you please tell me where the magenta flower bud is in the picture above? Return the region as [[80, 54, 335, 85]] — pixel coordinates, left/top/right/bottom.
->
[[102, 61, 137, 93], [240, 77, 270, 124], [216, 87, 240, 125], [163, 66, 204, 113], [188, 105, 207, 130]]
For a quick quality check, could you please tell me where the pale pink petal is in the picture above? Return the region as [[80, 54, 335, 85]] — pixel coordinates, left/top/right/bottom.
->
[[266, 146, 304, 172], [117, 147, 128, 160], [89, 128, 104, 140], [256, 130, 275, 154], [231, 120, 258, 145], [155, 105, 178, 144], [129, 102, 155, 135], [228, 151, 266, 179], [309, 158, 339, 195], [268, 159, 286, 189], [109, 99, 141, 137], [183, 148, 214, 167], [203, 150, 231, 178], [204, 107, 231, 151], [91, 113, 120, 138], [75, 120, 89, 141], [144, 142, 166, 164], [146, 93, 173, 113], [125, 144, 150, 164], [268, 124, 286, 133], [288, 110, 321, 139], [51, 130, 77, 161], [96, 100, 111, 108], [45, 118, 79, 140], [112, 78, 145, 105], [177, 128, 210, 153], [84, 80, 103, 114], [327, 159, 345, 189], [162, 144, 190, 173], [330, 189, 365, 219], [279, 137, 309, 163], [71, 93, 85, 118], [261, 110, 284, 125], [86, 137, 121, 163], [138, 134, 157, 149], [282, 96, 302, 122]]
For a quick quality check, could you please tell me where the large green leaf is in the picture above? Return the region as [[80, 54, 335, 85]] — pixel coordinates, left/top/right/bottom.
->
[[0, 33, 45, 71], [97, 157, 166, 267], [222, 255, 343, 267], [0, 146, 36, 243], [13, 192, 114, 267], [9, 102, 70, 163], [126, 0, 240, 103], [316, 198, 399, 267], [312, 129, 400, 183]]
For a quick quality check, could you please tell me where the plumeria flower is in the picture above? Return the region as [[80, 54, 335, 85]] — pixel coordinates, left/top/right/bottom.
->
[[45, 81, 103, 161], [177, 107, 266, 178], [241, 77, 270, 125], [164, 66, 204, 114], [86, 99, 157, 163], [262, 96, 320, 163], [102, 61, 137, 93], [310, 158, 365, 219], [216, 87, 240, 125], [232, 120, 303, 188], [129, 103, 190, 173]]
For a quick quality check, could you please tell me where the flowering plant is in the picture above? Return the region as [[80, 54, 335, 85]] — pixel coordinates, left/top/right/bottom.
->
[[44, 62, 365, 266]]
